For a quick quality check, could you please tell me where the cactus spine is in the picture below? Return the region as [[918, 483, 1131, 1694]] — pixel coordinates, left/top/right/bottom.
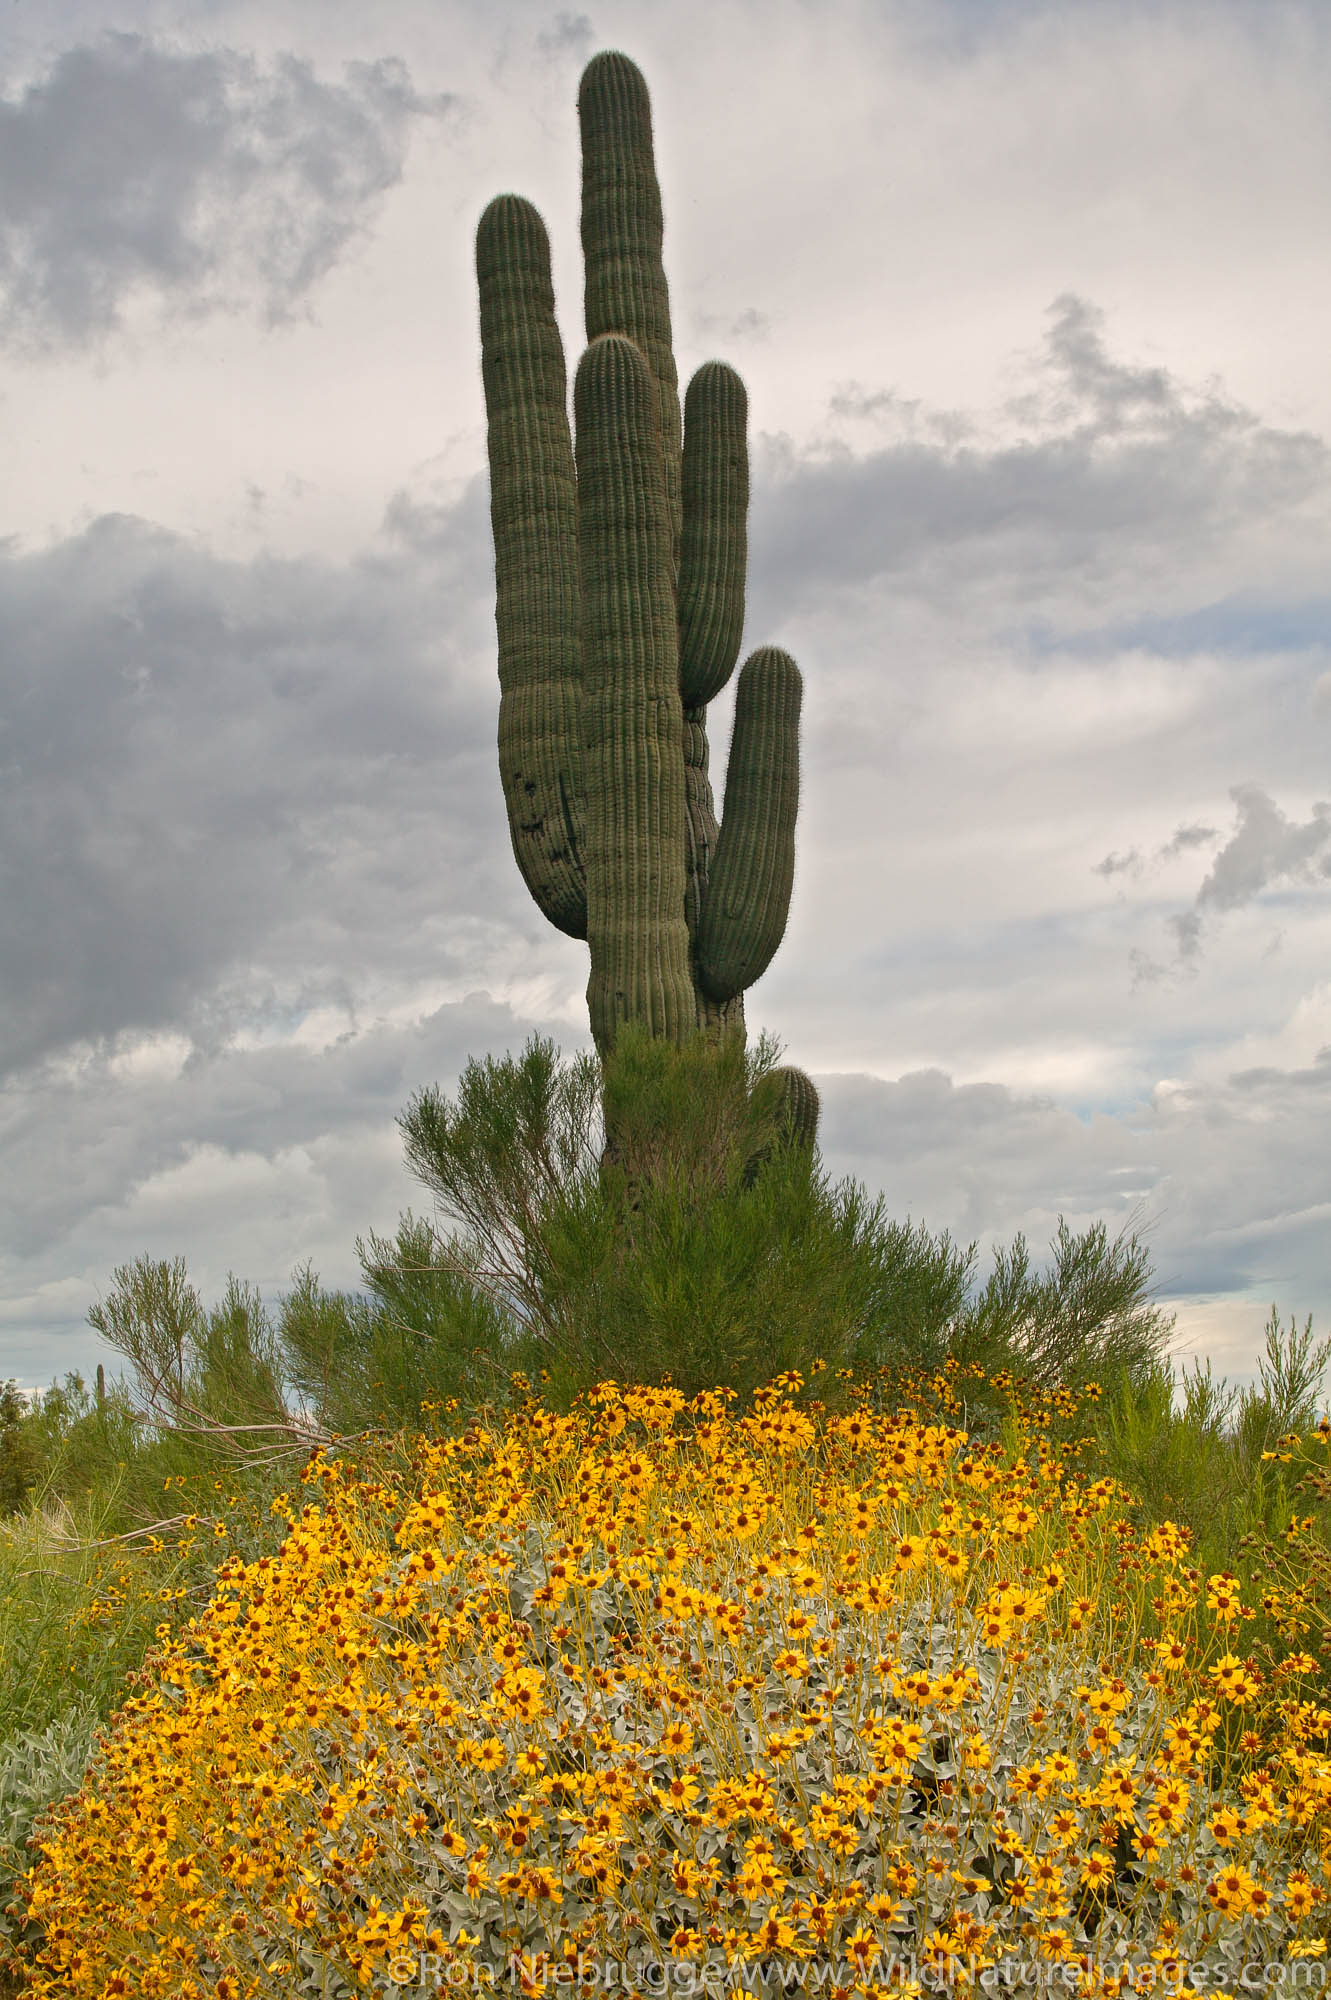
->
[[477, 51, 817, 1143]]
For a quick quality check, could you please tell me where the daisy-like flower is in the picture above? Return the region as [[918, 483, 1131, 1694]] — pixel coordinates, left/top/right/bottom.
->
[[1079, 1850, 1115, 1891], [18, 1369, 1331, 2000], [1285, 1871, 1315, 1917], [1010, 1764, 1049, 1801], [1247, 1881, 1274, 1920], [1207, 1864, 1254, 1917], [1206, 1574, 1242, 1623]]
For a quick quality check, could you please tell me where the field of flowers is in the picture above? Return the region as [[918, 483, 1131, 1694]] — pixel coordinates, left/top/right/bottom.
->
[[10, 1365, 1331, 1996]]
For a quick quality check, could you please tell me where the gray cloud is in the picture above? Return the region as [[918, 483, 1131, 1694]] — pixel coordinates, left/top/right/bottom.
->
[[1230, 1046, 1331, 1096], [0, 992, 570, 1262], [749, 296, 1326, 622], [825, 384, 975, 452], [1197, 783, 1331, 912], [693, 305, 773, 344], [1009, 294, 1179, 436], [1169, 910, 1204, 963], [535, 14, 596, 64], [1167, 784, 1331, 958], [819, 1045, 1331, 1316], [0, 34, 457, 346], [0, 483, 516, 1078], [1095, 822, 1219, 881], [1095, 849, 1143, 879], [1160, 821, 1219, 860]]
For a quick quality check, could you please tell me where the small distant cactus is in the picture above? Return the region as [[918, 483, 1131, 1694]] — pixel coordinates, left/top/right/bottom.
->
[[476, 50, 817, 1147]]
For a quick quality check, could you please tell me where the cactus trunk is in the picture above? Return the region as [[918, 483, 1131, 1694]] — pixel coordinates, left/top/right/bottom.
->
[[477, 49, 818, 1153]]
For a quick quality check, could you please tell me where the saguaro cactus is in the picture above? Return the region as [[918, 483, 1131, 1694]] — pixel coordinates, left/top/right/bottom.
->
[[476, 50, 817, 1150]]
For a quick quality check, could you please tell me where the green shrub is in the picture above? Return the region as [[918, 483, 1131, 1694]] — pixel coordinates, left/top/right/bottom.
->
[[277, 1219, 512, 1434], [0, 1388, 38, 1520], [387, 1028, 1174, 1407]]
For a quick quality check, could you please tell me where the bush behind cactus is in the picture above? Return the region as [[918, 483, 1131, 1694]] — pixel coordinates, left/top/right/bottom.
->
[[278, 1028, 1173, 1419]]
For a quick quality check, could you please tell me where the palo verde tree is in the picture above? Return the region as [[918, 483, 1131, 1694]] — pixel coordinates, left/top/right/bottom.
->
[[475, 50, 818, 1150]]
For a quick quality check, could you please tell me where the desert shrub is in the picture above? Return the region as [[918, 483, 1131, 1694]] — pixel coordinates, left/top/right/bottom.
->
[[88, 1262, 292, 1450], [0, 1708, 99, 1864], [0, 1458, 293, 1750], [7, 1273, 315, 1555], [1084, 1308, 1331, 1585], [9, 1369, 178, 1534], [1207, 1312, 1331, 1666], [943, 1215, 1175, 1390], [0, 1704, 101, 1988], [0, 1387, 39, 1521], [276, 1218, 512, 1436], [15, 1371, 1331, 1995], [389, 1030, 1173, 1407], [72, 1039, 1170, 1443]]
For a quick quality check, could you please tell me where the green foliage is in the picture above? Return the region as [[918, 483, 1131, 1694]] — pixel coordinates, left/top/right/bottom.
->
[[0, 1705, 100, 1984], [9, 1371, 154, 1529], [276, 1221, 511, 1435], [1087, 1305, 1331, 1575], [9, 1267, 310, 1546], [394, 1028, 853, 1400], [944, 1213, 1177, 1389], [0, 1388, 38, 1520], [1251, 1300, 1331, 1434], [0, 1707, 99, 1868], [87, 1261, 288, 1444], [389, 1030, 1174, 1409], [0, 1382, 295, 1735]]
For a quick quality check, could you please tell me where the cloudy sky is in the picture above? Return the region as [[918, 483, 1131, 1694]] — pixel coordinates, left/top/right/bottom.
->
[[4, 0, 1330, 1389]]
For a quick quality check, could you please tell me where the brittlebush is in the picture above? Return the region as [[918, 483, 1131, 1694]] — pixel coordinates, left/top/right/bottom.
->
[[13, 1371, 1331, 1995]]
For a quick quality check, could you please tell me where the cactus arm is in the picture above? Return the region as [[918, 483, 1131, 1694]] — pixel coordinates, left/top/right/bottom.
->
[[742, 1062, 821, 1183], [769, 1065, 820, 1149], [476, 194, 587, 939], [682, 704, 746, 1042], [578, 52, 682, 572], [677, 359, 749, 1034], [678, 361, 748, 709], [575, 333, 695, 1052], [695, 647, 802, 1004]]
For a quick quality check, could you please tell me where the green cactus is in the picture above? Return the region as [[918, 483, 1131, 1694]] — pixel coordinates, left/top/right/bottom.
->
[[476, 49, 816, 1146]]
